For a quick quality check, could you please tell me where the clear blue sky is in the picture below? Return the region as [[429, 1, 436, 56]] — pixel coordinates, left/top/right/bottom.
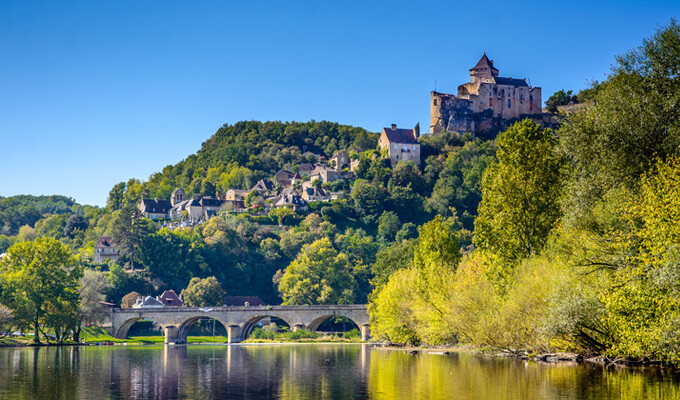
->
[[1, 1, 678, 206]]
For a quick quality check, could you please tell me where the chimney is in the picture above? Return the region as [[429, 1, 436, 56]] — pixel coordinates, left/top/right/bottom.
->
[[390, 124, 397, 130]]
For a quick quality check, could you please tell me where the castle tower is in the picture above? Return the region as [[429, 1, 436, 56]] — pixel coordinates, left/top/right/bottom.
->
[[171, 188, 185, 206], [469, 53, 499, 83]]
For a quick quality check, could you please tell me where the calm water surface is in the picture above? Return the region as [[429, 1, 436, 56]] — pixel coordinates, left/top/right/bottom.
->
[[0, 344, 678, 399]]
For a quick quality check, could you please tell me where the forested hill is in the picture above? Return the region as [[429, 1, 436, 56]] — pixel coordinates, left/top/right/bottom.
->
[[132, 120, 379, 202], [0, 195, 82, 235]]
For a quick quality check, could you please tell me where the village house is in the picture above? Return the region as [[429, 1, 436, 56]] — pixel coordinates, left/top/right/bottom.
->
[[274, 191, 309, 211], [330, 151, 350, 171], [94, 236, 120, 263], [225, 188, 249, 201], [138, 198, 172, 219], [252, 178, 275, 194], [157, 290, 184, 307], [310, 165, 341, 183], [378, 124, 421, 168], [301, 185, 330, 202], [274, 170, 295, 186], [298, 163, 315, 176], [132, 296, 165, 309]]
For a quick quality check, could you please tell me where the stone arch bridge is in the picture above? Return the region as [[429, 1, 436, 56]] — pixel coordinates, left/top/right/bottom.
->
[[108, 304, 370, 344]]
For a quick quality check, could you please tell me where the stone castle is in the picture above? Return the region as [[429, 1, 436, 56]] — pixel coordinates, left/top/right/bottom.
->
[[430, 54, 545, 137]]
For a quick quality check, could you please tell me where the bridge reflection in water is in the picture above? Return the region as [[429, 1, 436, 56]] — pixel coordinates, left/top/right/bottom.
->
[[3, 345, 678, 400], [109, 304, 371, 343]]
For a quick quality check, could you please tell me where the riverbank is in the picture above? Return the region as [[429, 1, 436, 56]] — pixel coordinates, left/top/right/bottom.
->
[[372, 344, 677, 368]]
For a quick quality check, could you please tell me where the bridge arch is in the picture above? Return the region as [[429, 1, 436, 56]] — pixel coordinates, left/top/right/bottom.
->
[[175, 315, 230, 343], [306, 314, 362, 332], [114, 316, 164, 339], [239, 314, 295, 341]]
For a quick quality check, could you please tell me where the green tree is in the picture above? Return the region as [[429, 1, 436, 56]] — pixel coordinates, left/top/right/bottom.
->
[[0, 237, 82, 343], [181, 276, 226, 307], [371, 238, 417, 291], [244, 189, 264, 208], [559, 19, 680, 226], [377, 211, 400, 242], [474, 120, 562, 265], [545, 89, 576, 112], [278, 238, 355, 305], [111, 205, 156, 270]]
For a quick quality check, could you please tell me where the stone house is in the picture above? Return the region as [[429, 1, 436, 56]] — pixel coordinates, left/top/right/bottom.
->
[[378, 124, 421, 167], [274, 192, 309, 212], [226, 189, 249, 201], [310, 165, 341, 183], [298, 163, 315, 176], [132, 296, 165, 309], [94, 236, 120, 263], [301, 185, 330, 202], [274, 170, 295, 186], [252, 178, 275, 194], [138, 198, 172, 219], [330, 151, 350, 171], [157, 290, 184, 307]]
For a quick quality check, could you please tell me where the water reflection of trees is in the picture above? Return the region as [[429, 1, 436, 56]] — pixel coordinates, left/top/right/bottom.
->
[[367, 350, 680, 400], [1, 346, 679, 399]]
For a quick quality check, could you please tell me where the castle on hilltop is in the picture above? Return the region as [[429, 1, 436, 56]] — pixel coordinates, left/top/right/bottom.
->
[[430, 54, 547, 137]]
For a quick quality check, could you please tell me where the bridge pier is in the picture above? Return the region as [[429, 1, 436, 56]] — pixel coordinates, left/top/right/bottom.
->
[[360, 324, 371, 342], [164, 325, 184, 344], [292, 323, 306, 332], [227, 325, 241, 344]]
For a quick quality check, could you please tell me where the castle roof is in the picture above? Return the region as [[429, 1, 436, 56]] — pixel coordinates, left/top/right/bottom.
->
[[494, 77, 529, 87], [382, 127, 418, 144], [470, 53, 499, 73]]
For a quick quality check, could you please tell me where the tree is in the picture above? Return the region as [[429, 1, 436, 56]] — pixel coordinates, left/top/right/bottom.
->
[[351, 179, 387, 217], [377, 211, 400, 242], [278, 238, 355, 305], [545, 89, 576, 112], [244, 189, 264, 208], [121, 291, 141, 308], [0, 305, 13, 337], [371, 239, 417, 291], [395, 222, 418, 242], [474, 120, 562, 265], [78, 269, 111, 333], [111, 205, 156, 270], [64, 214, 88, 238], [181, 276, 226, 307], [0, 237, 81, 343], [559, 19, 680, 225]]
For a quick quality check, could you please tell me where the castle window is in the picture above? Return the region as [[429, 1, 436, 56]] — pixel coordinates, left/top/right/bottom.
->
[[433, 99, 438, 106], [508, 99, 511, 108]]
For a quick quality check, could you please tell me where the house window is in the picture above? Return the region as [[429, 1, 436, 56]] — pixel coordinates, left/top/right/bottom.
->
[[413, 145, 416, 150], [394, 144, 397, 150], [489, 98, 492, 107]]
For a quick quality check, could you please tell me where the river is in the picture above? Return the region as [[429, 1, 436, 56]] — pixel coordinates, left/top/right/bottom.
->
[[0, 344, 678, 399]]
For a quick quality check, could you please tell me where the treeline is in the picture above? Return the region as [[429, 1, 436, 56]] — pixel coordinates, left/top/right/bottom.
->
[[369, 19, 680, 364]]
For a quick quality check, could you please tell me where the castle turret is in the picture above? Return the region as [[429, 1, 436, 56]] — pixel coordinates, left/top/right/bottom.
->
[[469, 53, 499, 83]]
